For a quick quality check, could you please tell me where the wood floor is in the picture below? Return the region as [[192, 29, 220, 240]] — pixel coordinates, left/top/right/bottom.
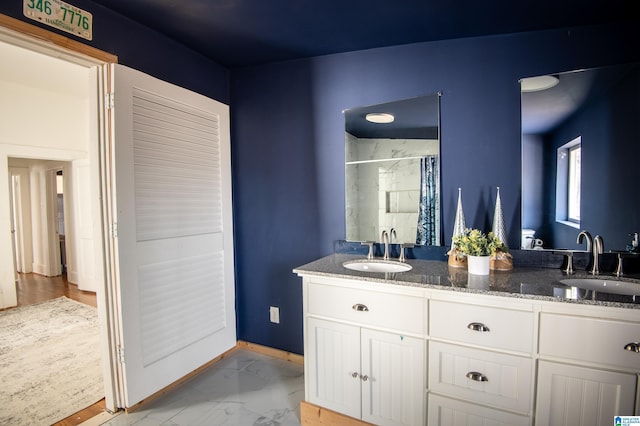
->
[[15, 272, 97, 308], [13, 272, 107, 426]]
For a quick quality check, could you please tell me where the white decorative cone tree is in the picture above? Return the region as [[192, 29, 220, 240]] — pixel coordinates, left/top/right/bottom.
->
[[452, 188, 466, 247], [492, 187, 507, 247], [448, 187, 468, 267]]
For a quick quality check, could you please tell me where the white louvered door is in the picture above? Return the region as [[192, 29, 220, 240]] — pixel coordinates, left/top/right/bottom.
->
[[110, 64, 236, 407]]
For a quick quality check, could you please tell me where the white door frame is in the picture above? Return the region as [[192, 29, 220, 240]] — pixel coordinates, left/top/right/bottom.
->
[[8, 166, 32, 274], [0, 15, 121, 411], [8, 172, 18, 281], [45, 166, 62, 277]]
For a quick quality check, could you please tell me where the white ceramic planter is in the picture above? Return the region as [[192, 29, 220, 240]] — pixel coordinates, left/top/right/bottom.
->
[[467, 255, 490, 275]]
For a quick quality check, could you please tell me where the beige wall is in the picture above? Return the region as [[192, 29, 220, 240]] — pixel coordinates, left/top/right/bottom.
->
[[0, 41, 92, 307]]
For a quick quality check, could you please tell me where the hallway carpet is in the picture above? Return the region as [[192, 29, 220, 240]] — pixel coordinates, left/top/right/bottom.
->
[[0, 297, 103, 426]]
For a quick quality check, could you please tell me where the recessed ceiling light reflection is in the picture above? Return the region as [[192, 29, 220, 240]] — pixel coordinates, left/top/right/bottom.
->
[[520, 75, 559, 92], [365, 113, 395, 123]]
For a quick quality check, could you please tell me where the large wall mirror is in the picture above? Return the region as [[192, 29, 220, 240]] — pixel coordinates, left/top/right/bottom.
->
[[345, 94, 441, 245], [521, 62, 640, 251]]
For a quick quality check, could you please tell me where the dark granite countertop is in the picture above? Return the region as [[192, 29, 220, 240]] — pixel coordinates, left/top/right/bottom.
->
[[293, 254, 640, 309]]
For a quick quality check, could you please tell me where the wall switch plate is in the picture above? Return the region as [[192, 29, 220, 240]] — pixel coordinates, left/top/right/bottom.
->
[[269, 306, 280, 324]]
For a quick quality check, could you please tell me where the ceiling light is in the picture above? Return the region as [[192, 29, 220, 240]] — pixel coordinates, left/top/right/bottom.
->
[[365, 113, 395, 123], [520, 75, 559, 92]]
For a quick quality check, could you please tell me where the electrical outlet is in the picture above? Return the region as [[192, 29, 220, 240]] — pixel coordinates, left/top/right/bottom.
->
[[269, 306, 280, 324]]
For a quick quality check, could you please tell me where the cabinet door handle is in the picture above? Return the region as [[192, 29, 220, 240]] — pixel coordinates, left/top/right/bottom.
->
[[466, 371, 489, 382], [624, 342, 640, 353], [467, 322, 490, 332], [351, 372, 359, 378], [352, 303, 369, 312], [360, 374, 369, 381]]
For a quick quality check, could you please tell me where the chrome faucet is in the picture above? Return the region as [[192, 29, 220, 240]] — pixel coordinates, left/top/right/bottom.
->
[[577, 230, 598, 274], [577, 230, 593, 253], [591, 235, 604, 275], [381, 230, 390, 260]]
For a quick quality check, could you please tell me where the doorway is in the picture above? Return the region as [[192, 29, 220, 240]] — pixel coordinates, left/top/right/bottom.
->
[[2, 14, 237, 413], [9, 159, 71, 280], [0, 18, 120, 412], [3, 103, 104, 426]]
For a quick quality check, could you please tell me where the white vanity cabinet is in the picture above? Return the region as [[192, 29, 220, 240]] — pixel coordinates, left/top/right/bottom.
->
[[535, 308, 640, 425], [297, 263, 640, 426], [427, 297, 536, 425], [303, 278, 426, 426]]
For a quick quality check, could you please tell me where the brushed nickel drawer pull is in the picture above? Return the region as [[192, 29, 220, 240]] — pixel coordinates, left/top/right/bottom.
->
[[466, 371, 489, 382], [352, 303, 369, 312], [360, 374, 369, 381], [467, 322, 490, 332], [624, 342, 640, 353], [351, 372, 359, 378]]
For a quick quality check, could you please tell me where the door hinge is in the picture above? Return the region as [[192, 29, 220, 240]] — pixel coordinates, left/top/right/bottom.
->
[[111, 222, 118, 238], [116, 346, 125, 364], [105, 92, 114, 109]]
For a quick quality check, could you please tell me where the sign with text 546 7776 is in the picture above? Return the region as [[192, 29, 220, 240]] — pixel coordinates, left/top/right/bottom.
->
[[23, 0, 93, 40]]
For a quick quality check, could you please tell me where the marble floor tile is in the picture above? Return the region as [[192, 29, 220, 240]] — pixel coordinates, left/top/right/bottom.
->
[[99, 349, 304, 426]]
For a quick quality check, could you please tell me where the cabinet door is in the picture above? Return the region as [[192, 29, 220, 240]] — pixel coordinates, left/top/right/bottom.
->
[[536, 361, 637, 426], [361, 328, 425, 426], [306, 317, 362, 419]]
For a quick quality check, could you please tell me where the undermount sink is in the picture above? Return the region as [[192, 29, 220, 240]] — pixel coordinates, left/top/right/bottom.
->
[[559, 278, 640, 296], [343, 259, 413, 273]]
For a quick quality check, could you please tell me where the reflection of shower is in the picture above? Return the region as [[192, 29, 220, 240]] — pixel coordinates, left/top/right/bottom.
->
[[377, 158, 423, 243], [416, 156, 439, 245], [345, 133, 440, 243]]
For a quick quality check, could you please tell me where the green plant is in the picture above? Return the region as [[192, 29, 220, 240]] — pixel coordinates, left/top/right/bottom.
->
[[452, 228, 507, 257]]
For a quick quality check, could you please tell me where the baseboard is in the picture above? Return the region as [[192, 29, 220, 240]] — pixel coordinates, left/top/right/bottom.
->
[[237, 340, 304, 365], [32, 263, 46, 276], [300, 400, 373, 425]]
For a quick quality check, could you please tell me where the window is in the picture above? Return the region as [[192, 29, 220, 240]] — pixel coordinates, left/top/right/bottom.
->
[[567, 145, 581, 222], [555, 137, 581, 228]]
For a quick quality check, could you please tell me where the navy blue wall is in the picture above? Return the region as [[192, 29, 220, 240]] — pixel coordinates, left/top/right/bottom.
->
[[522, 133, 545, 235], [544, 65, 640, 250], [231, 25, 640, 355], [0, 2, 229, 103]]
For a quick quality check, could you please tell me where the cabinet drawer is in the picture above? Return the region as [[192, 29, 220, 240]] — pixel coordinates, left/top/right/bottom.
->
[[428, 394, 531, 426], [428, 341, 534, 414], [307, 282, 424, 335], [539, 313, 640, 370], [430, 300, 534, 353]]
